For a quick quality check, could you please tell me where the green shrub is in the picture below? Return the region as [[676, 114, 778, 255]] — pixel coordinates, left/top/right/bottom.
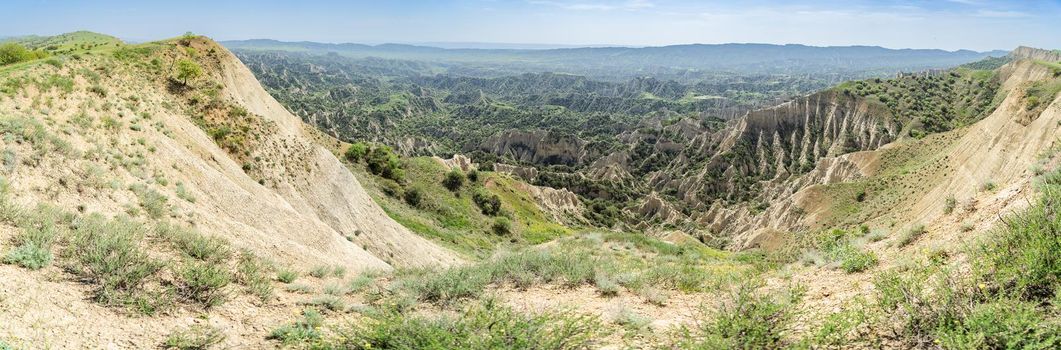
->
[[442, 169, 465, 192], [332, 300, 604, 350], [473, 190, 502, 216], [176, 261, 232, 308], [236, 251, 273, 302], [936, 300, 1060, 349], [164, 324, 225, 350], [0, 43, 48, 66], [129, 184, 169, 219], [676, 285, 802, 349], [158, 223, 230, 262], [300, 295, 344, 312], [944, 196, 957, 214], [309, 265, 330, 278], [277, 269, 299, 283], [269, 308, 324, 345], [2, 243, 52, 270], [402, 186, 421, 207], [491, 217, 512, 235], [344, 142, 369, 162], [838, 248, 878, 273], [897, 225, 926, 247], [65, 214, 163, 305]]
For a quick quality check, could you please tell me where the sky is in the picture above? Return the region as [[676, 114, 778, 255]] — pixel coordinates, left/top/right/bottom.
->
[[3, 0, 1059, 51]]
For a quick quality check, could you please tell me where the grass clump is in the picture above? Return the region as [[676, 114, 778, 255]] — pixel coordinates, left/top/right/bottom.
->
[[400, 249, 597, 303], [65, 214, 164, 307], [674, 284, 803, 349], [269, 308, 324, 345], [163, 324, 225, 350], [309, 265, 331, 278], [332, 299, 605, 349], [277, 269, 299, 283], [896, 224, 926, 247], [158, 223, 230, 262], [2, 204, 69, 270], [176, 261, 232, 308], [235, 251, 273, 302]]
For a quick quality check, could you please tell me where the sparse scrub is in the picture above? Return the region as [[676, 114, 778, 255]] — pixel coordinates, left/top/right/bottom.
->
[[277, 269, 299, 283], [269, 308, 324, 345], [163, 324, 225, 350], [897, 224, 926, 247], [176, 261, 232, 308], [158, 223, 230, 262], [300, 295, 344, 312], [236, 251, 273, 302], [332, 300, 605, 349], [309, 265, 331, 278], [65, 214, 164, 307], [943, 196, 956, 214], [491, 217, 512, 235], [129, 184, 169, 219], [674, 284, 803, 349], [285, 284, 314, 294]]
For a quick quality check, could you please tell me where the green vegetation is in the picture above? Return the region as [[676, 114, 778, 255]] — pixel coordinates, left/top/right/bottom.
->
[[277, 269, 299, 283], [164, 324, 225, 350], [675, 284, 804, 349], [333, 299, 605, 349], [269, 309, 324, 345], [355, 156, 572, 258], [174, 59, 202, 85], [836, 69, 1001, 136], [0, 43, 49, 66], [385, 232, 754, 304]]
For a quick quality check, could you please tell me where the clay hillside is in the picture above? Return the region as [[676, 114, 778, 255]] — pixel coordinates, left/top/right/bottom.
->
[[0, 32, 1059, 349]]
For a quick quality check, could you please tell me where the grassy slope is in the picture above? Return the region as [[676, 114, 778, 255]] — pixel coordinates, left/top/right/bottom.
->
[[349, 156, 574, 259]]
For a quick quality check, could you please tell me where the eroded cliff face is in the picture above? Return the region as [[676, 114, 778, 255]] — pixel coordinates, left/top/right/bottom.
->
[[478, 129, 588, 166], [659, 90, 900, 207]]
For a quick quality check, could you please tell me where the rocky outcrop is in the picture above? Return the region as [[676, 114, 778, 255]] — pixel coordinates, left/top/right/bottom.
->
[[493, 163, 540, 182], [434, 154, 478, 172], [479, 130, 587, 166], [1010, 46, 1061, 61]]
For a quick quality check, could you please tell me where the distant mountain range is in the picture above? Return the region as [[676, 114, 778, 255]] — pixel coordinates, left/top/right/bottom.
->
[[223, 39, 1008, 81]]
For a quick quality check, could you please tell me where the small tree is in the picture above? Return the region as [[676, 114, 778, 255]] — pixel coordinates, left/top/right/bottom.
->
[[344, 142, 369, 163], [442, 169, 465, 192], [175, 59, 202, 86], [403, 187, 423, 207]]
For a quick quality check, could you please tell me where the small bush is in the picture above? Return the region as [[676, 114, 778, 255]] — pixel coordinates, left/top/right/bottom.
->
[[897, 225, 926, 247], [344, 142, 369, 163], [236, 251, 273, 302], [164, 324, 225, 350], [332, 300, 604, 349], [176, 261, 232, 308], [158, 224, 230, 262], [402, 187, 422, 207], [269, 309, 324, 345], [277, 269, 299, 283], [491, 217, 512, 235], [3, 242, 52, 270], [676, 285, 802, 349], [65, 214, 163, 305], [473, 190, 502, 216], [309, 265, 330, 278], [943, 196, 957, 214], [442, 169, 465, 192], [839, 249, 878, 273], [300, 295, 344, 312]]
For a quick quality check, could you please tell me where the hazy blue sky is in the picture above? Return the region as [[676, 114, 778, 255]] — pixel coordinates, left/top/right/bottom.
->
[[3, 0, 1059, 51]]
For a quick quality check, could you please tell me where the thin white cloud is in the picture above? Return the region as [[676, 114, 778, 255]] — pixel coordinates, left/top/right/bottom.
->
[[974, 9, 1031, 18], [529, 0, 654, 11]]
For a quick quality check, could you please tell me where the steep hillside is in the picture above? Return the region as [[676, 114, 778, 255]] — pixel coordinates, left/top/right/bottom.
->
[[0, 33, 460, 347]]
